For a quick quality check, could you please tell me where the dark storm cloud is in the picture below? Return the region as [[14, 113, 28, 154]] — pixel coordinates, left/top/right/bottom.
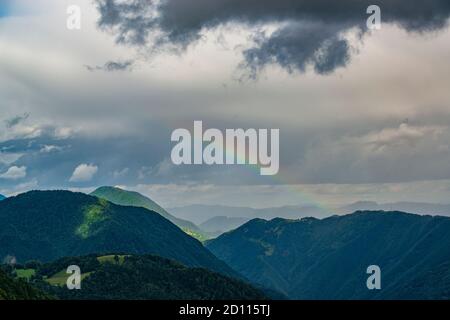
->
[[96, 0, 158, 46], [95, 0, 450, 75], [85, 60, 134, 72], [241, 22, 352, 78], [5, 113, 29, 128]]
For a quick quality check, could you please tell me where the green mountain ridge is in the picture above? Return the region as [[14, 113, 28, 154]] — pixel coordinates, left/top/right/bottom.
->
[[32, 254, 266, 300], [91, 186, 209, 241], [0, 190, 235, 278], [206, 211, 450, 300], [0, 194, 6, 201]]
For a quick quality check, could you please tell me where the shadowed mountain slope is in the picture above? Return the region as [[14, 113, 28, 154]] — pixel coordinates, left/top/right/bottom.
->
[[0, 190, 235, 277], [207, 211, 450, 299]]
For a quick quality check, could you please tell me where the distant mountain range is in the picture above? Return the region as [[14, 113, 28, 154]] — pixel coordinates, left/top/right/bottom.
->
[[91, 187, 209, 241], [200, 216, 251, 235], [169, 204, 331, 225], [0, 269, 50, 300], [0, 190, 235, 277], [171, 202, 450, 237], [206, 211, 450, 299], [31, 254, 266, 300], [338, 201, 450, 216]]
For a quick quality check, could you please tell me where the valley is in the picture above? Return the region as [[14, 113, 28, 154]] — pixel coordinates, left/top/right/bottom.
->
[[1, 187, 450, 300]]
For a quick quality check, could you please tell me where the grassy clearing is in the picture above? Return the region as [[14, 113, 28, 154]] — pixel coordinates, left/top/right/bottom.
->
[[76, 199, 109, 239], [15, 268, 36, 280], [97, 255, 127, 265], [183, 228, 210, 242], [46, 270, 92, 287], [45, 255, 127, 287]]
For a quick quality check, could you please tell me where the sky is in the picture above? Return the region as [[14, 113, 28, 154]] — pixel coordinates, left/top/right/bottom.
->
[[1, 0, 450, 209]]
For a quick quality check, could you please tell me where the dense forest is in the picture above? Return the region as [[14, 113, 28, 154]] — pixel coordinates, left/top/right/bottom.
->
[[0, 269, 50, 300], [207, 211, 450, 299], [28, 254, 267, 300]]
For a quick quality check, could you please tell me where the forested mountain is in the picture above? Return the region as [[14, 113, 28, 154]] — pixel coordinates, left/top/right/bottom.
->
[[207, 211, 450, 300], [91, 186, 208, 241], [0, 194, 5, 201], [0, 269, 50, 300], [0, 190, 235, 277], [33, 254, 266, 300]]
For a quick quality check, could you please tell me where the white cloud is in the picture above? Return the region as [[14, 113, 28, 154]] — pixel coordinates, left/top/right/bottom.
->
[[0, 121, 43, 143], [364, 123, 444, 152], [39, 145, 63, 153], [113, 167, 129, 179], [0, 179, 39, 197], [0, 152, 24, 165], [69, 164, 98, 182], [54, 127, 74, 140], [0, 166, 27, 180], [138, 159, 179, 180]]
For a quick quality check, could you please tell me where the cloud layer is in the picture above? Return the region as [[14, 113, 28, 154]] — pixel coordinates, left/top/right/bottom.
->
[[96, 0, 450, 75], [1, 1, 450, 207]]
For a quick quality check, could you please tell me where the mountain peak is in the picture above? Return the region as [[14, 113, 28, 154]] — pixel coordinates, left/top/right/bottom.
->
[[90, 186, 208, 241], [93, 186, 137, 195], [0, 190, 235, 277], [91, 186, 172, 217]]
